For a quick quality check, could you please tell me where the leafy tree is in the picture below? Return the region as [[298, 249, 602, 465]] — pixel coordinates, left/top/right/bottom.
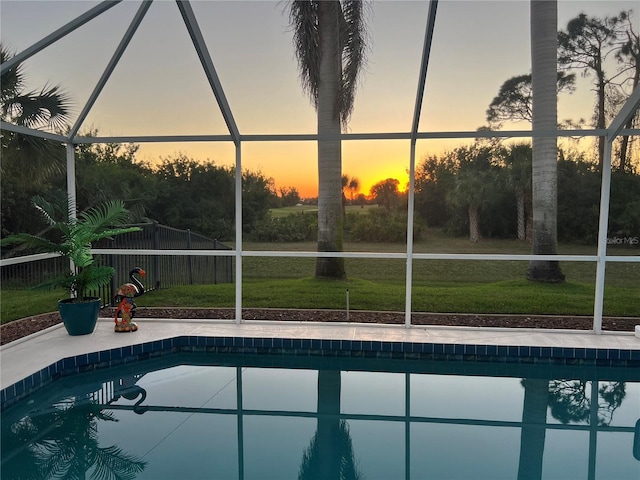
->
[[289, 0, 368, 279], [558, 12, 623, 170], [150, 155, 235, 239], [279, 186, 302, 207], [369, 178, 400, 212], [74, 134, 155, 222], [1, 44, 73, 238], [557, 154, 601, 243], [414, 153, 457, 228], [240, 168, 276, 232], [147, 155, 274, 241], [0, 44, 71, 183], [486, 72, 575, 128], [548, 380, 626, 426], [612, 10, 640, 172], [528, 0, 565, 283], [445, 146, 503, 243]]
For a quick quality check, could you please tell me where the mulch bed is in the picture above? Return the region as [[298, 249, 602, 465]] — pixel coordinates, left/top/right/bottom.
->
[[2, 307, 638, 346]]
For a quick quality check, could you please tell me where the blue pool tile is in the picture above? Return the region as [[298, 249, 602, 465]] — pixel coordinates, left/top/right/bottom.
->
[[596, 350, 608, 360], [111, 348, 123, 360], [540, 347, 551, 358], [475, 345, 487, 356], [619, 350, 631, 360], [608, 350, 620, 361], [76, 354, 89, 367], [585, 348, 597, 359], [552, 347, 564, 358], [453, 344, 464, 355], [497, 346, 508, 357], [630, 350, 640, 361], [352, 341, 363, 351], [15, 381, 24, 395], [434, 344, 445, 354], [486, 345, 498, 356]]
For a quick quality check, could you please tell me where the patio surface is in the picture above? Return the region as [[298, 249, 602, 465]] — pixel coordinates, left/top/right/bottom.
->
[[2, 317, 639, 390]]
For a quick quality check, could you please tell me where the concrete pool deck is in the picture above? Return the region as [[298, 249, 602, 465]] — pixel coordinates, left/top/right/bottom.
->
[[2, 317, 639, 390]]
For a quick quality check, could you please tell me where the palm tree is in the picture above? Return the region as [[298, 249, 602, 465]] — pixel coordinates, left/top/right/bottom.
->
[[527, 1, 565, 283], [298, 370, 363, 480], [505, 143, 533, 241], [289, 1, 368, 278], [1, 44, 72, 184], [446, 146, 499, 243], [2, 399, 147, 479]]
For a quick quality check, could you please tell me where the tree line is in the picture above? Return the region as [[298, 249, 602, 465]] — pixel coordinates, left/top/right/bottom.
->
[[1, 5, 639, 281]]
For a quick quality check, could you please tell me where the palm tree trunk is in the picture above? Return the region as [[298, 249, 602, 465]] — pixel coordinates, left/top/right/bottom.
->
[[316, 370, 342, 479], [518, 378, 549, 480], [469, 204, 481, 243], [517, 190, 526, 241], [316, 1, 345, 278], [527, 0, 565, 283]]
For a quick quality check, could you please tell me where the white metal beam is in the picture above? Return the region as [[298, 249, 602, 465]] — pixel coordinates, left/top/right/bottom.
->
[[608, 83, 640, 138], [0, 1, 121, 75], [69, 1, 153, 139], [411, 0, 438, 140], [0, 121, 67, 142], [176, 0, 241, 145]]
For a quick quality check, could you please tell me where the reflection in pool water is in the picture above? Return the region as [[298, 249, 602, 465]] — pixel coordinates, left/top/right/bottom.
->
[[2, 354, 639, 479]]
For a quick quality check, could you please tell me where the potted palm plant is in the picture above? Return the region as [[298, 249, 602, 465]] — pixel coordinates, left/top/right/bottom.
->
[[1, 195, 141, 335]]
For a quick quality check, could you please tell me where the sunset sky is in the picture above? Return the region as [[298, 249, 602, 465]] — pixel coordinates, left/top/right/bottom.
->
[[1, 0, 637, 197]]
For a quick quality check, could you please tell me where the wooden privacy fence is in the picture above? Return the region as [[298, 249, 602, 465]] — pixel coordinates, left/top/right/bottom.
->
[[1, 222, 232, 306]]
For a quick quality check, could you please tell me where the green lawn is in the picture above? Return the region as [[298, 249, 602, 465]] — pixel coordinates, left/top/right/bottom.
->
[[269, 204, 378, 218], [2, 230, 638, 324]]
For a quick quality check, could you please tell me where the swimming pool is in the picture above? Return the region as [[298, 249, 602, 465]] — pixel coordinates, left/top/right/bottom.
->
[[2, 350, 639, 480]]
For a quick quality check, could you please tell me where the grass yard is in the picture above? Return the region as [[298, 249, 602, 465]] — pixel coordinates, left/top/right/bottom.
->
[[2, 229, 638, 323]]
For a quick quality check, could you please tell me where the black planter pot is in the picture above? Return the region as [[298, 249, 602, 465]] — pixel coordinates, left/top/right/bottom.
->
[[58, 297, 101, 336]]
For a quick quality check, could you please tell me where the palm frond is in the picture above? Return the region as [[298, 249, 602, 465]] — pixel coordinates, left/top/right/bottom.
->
[[79, 200, 130, 233], [289, 0, 320, 107], [338, 0, 368, 126], [0, 232, 64, 254], [92, 445, 147, 480]]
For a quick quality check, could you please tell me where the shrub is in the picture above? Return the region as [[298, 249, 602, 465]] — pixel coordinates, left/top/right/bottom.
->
[[249, 213, 317, 242], [345, 208, 425, 242]]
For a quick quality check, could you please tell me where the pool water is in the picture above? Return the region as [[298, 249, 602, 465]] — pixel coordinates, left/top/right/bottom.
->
[[2, 353, 639, 480]]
